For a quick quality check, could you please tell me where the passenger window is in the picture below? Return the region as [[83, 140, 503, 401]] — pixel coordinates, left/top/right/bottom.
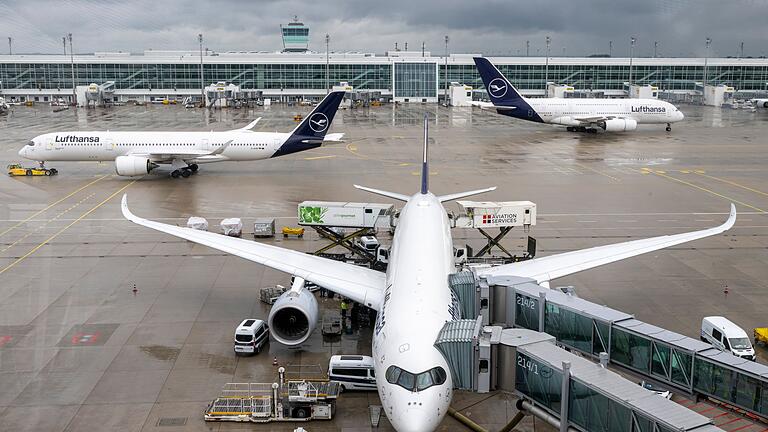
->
[[712, 328, 722, 341]]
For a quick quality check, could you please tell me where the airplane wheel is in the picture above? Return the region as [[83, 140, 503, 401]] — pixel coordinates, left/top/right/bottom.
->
[[666, 126, 672, 132], [171, 170, 181, 178], [181, 169, 191, 178], [190, 164, 198, 172]]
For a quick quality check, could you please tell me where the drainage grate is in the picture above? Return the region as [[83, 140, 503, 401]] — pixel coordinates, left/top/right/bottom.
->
[[157, 417, 187, 427]]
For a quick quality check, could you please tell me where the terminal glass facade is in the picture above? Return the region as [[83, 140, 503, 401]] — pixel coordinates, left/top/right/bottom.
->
[[393, 62, 437, 99], [0, 62, 391, 91], [2, 58, 768, 95]]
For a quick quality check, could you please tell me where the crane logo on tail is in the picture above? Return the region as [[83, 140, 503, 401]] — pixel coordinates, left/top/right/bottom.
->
[[308, 113, 329, 133], [488, 78, 508, 98]]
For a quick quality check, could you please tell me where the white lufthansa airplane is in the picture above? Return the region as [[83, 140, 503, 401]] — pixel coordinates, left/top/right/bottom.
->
[[473, 57, 685, 132], [121, 116, 735, 432], [18, 91, 345, 178]]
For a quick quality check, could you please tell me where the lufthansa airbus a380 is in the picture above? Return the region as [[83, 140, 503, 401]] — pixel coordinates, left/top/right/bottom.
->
[[122, 116, 734, 431], [18, 91, 345, 178], [474, 57, 684, 132]]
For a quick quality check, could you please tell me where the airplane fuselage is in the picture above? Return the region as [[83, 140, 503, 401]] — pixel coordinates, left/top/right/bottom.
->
[[508, 97, 684, 126], [372, 192, 455, 432], [20, 130, 288, 163]]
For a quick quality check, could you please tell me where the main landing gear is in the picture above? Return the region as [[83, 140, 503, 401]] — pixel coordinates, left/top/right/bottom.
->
[[171, 164, 199, 179], [566, 126, 598, 134], [666, 123, 672, 132]]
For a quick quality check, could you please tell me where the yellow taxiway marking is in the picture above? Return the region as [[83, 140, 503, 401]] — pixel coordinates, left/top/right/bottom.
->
[[0, 174, 109, 239], [303, 155, 336, 160], [1, 192, 96, 253], [695, 172, 768, 198], [642, 169, 766, 213], [0, 179, 138, 276]]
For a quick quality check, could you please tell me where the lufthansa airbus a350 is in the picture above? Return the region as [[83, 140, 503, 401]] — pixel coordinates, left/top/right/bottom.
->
[[474, 57, 684, 132], [121, 116, 734, 431], [18, 91, 345, 178]]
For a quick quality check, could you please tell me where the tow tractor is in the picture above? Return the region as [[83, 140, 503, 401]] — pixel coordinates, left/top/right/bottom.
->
[[7, 164, 58, 176]]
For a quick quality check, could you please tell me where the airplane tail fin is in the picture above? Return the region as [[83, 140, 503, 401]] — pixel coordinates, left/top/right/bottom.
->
[[473, 57, 525, 106], [272, 91, 346, 157]]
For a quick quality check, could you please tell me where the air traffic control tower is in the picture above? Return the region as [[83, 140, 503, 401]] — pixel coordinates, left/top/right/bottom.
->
[[280, 16, 310, 52]]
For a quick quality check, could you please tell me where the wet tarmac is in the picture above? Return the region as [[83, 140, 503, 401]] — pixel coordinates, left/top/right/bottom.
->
[[0, 102, 767, 431]]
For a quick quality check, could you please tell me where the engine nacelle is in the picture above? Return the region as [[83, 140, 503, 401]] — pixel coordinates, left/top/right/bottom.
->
[[115, 155, 157, 176], [601, 118, 638, 132], [267, 288, 319, 346]]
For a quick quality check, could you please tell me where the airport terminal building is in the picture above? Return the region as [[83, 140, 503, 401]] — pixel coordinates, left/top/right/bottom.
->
[[1, 50, 768, 104]]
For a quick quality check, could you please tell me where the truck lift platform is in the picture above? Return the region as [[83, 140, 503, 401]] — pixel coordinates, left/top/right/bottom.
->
[[453, 200, 537, 261], [297, 201, 395, 265], [204, 369, 340, 423]]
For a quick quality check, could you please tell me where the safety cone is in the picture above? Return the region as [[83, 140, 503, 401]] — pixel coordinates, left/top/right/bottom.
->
[[273, 356, 278, 366]]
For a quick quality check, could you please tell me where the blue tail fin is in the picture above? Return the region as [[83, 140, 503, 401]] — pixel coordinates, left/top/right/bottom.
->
[[473, 57, 543, 123], [272, 91, 346, 157]]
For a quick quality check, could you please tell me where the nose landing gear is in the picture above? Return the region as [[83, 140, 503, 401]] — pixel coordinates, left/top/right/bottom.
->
[[665, 123, 672, 132]]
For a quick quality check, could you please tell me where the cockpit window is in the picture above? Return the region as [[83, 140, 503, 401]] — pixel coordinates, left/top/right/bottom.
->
[[27, 140, 35, 146], [385, 365, 447, 392]]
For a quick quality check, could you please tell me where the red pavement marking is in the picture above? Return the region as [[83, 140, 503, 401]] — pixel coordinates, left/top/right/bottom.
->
[[719, 417, 748, 428], [71, 331, 101, 345], [0, 336, 12, 347], [696, 405, 722, 415], [729, 423, 759, 432]]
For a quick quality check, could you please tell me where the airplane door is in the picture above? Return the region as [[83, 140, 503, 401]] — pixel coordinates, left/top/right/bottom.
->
[[48, 136, 57, 150], [103, 137, 114, 151], [201, 138, 210, 151]]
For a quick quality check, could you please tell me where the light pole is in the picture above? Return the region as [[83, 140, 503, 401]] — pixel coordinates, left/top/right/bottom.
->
[[198, 34, 204, 106], [544, 36, 550, 90], [704, 37, 712, 86], [654, 41, 658, 58], [68, 33, 76, 105], [526, 40, 529, 57], [609, 40, 612, 57], [444, 35, 449, 105], [325, 34, 330, 94], [7, 37, 11, 55], [629, 37, 636, 86]]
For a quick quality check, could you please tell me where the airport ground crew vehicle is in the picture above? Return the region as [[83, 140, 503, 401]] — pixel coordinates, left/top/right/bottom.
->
[[755, 328, 768, 346], [282, 226, 305, 238], [7, 164, 57, 176]]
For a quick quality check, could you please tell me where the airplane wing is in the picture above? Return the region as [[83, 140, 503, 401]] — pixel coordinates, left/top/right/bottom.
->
[[121, 195, 385, 309], [470, 101, 516, 110], [478, 204, 736, 284], [131, 141, 233, 162], [234, 117, 261, 131], [573, 116, 613, 124]]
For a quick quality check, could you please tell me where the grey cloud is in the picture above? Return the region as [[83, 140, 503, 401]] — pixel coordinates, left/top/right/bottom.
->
[[0, 0, 766, 57]]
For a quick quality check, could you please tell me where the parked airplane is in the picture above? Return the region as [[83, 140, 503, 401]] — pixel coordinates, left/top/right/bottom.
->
[[18, 91, 345, 178], [752, 99, 768, 109], [473, 57, 685, 132], [122, 116, 735, 431]]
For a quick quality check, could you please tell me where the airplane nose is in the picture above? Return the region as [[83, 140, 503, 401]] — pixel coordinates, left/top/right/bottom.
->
[[391, 407, 439, 432], [18, 147, 26, 158], [677, 111, 685, 121]]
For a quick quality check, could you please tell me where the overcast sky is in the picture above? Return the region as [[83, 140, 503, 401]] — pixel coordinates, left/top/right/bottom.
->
[[1, 0, 766, 57]]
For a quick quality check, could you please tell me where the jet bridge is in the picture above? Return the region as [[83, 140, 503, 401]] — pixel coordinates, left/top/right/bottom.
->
[[435, 322, 725, 432], [446, 271, 768, 422]]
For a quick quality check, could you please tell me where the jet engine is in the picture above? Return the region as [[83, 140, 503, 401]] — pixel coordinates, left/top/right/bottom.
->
[[267, 288, 319, 345], [115, 156, 158, 176], [600, 118, 638, 132]]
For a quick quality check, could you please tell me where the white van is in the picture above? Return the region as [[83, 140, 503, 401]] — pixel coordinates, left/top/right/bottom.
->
[[701, 316, 756, 361], [234, 319, 269, 356], [328, 355, 376, 391]]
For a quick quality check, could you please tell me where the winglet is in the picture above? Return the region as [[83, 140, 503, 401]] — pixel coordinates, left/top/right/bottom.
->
[[236, 118, 261, 131], [438, 187, 497, 203], [421, 113, 429, 194]]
